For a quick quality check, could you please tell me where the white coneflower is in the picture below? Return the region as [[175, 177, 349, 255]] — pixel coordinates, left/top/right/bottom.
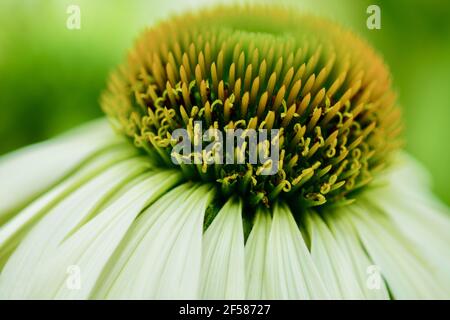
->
[[0, 5, 449, 300]]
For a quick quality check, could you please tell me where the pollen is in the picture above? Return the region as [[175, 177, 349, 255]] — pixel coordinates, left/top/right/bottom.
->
[[101, 5, 402, 208]]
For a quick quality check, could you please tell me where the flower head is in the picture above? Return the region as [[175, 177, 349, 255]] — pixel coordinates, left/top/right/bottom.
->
[[0, 5, 448, 300], [102, 6, 401, 208]]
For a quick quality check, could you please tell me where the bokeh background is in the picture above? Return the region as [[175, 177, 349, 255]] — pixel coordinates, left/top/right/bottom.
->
[[0, 0, 449, 204]]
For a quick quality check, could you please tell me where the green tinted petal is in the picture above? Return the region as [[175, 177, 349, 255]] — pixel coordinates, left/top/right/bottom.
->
[[265, 203, 329, 299], [93, 183, 215, 299], [0, 158, 177, 299], [325, 211, 389, 300], [307, 212, 366, 299], [349, 202, 447, 299], [0, 119, 121, 223], [200, 197, 245, 299], [244, 207, 272, 299], [0, 145, 137, 268]]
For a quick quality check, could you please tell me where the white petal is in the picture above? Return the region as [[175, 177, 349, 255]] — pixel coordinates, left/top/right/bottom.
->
[[0, 145, 137, 267], [349, 202, 448, 299], [199, 197, 245, 299], [325, 211, 389, 300], [365, 168, 450, 290], [359, 153, 450, 298], [245, 208, 271, 299], [0, 119, 121, 222], [91, 185, 184, 298], [307, 212, 366, 299], [93, 183, 215, 299], [364, 193, 450, 292], [265, 203, 329, 299], [0, 157, 168, 299], [52, 171, 181, 299], [382, 152, 433, 192]]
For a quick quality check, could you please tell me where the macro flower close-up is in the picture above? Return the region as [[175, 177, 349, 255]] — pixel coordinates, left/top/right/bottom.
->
[[0, 2, 449, 301]]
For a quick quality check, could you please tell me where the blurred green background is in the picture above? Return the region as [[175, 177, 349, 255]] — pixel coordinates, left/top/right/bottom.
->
[[0, 0, 449, 204]]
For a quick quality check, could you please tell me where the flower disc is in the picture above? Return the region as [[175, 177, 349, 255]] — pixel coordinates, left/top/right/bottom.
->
[[102, 5, 402, 207]]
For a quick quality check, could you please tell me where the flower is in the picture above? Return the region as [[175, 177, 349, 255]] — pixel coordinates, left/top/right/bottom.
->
[[0, 5, 449, 300]]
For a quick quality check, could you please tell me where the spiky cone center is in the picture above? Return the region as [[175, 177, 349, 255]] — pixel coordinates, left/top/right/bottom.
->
[[101, 5, 402, 208]]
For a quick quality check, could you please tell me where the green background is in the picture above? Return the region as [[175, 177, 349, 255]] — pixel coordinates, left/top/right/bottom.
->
[[0, 0, 449, 204]]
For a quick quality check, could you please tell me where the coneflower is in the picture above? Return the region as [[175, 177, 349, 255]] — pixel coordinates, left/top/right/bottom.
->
[[0, 5, 449, 300]]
